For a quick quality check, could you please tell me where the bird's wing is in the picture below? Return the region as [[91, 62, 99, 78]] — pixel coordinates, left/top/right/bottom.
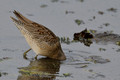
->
[[10, 10, 59, 46], [25, 22, 59, 45]]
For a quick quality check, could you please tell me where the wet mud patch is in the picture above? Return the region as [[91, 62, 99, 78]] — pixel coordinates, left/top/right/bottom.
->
[[94, 31, 120, 45], [60, 29, 120, 46]]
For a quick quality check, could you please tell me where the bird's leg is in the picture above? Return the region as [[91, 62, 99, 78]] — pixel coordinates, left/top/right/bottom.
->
[[23, 48, 32, 59], [35, 55, 38, 60]]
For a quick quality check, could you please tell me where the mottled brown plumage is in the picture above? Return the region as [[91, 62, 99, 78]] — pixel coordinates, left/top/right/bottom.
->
[[10, 10, 66, 60]]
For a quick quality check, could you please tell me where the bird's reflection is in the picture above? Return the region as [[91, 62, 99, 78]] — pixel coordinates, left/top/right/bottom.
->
[[17, 58, 60, 80]]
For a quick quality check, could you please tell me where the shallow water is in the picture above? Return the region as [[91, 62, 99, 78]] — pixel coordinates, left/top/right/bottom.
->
[[0, 0, 120, 80]]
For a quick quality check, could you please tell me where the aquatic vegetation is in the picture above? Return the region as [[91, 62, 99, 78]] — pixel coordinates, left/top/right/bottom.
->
[[85, 55, 110, 64], [107, 8, 117, 12], [60, 37, 71, 44], [94, 31, 120, 44], [116, 49, 120, 52], [63, 73, 72, 77], [60, 29, 120, 47], [75, 19, 85, 26], [87, 69, 106, 79], [76, 65, 88, 68], [74, 28, 94, 40], [89, 29, 97, 34], [99, 48, 106, 51], [19, 68, 51, 77], [116, 41, 120, 46], [73, 28, 94, 46], [103, 23, 110, 27], [67, 62, 90, 65], [98, 11, 104, 15], [0, 72, 8, 77], [2, 48, 17, 52], [65, 10, 75, 14], [40, 4, 48, 8], [60, 36, 80, 45], [0, 57, 11, 62]]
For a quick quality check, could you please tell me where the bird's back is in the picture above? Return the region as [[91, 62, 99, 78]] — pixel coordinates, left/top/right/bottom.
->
[[10, 10, 66, 60]]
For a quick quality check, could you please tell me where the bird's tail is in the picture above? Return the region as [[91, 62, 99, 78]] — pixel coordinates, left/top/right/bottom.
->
[[11, 10, 33, 24]]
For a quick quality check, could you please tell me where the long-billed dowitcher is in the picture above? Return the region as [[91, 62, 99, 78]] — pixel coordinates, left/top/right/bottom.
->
[[10, 10, 66, 60]]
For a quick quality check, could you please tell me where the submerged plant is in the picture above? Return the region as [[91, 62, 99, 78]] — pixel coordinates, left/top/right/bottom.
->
[[60, 37, 71, 44], [99, 48, 106, 51], [75, 19, 85, 26], [63, 73, 72, 77], [85, 55, 110, 64], [0, 57, 11, 62], [40, 4, 48, 8], [116, 41, 120, 46], [107, 8, 117, 12]]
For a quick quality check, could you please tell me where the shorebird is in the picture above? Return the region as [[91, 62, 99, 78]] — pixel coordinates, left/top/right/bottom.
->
[[10, 10, 66, 60]]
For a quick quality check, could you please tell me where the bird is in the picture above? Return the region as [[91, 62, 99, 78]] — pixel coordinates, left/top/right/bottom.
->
[[10, 10, 66, 60]]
